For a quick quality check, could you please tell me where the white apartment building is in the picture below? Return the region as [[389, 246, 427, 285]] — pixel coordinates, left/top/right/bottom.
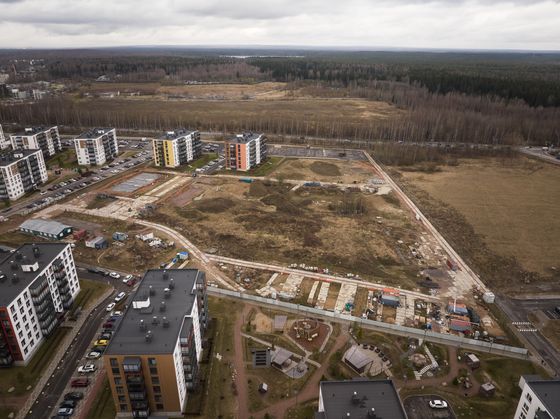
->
[[0, 149, 48, 201], [10, 126, 61, 158], [0, 243, 80, 366], [74, 128, 118, 166], [0, 124, 10, 150], [514, 376, 560, 419], [152, 129, 202, 168]]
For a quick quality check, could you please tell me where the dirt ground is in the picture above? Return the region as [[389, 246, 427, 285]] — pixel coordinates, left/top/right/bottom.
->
[[271, 158, 380, 184], [398, 157, 560, 277], [252, 312, 273, 334], [148, 177, 425, 287]]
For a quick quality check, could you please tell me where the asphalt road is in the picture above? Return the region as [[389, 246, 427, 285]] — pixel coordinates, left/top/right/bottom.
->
[[495, 295, 560, 376], [404, 395, 456, 419], [519, 147, 560, 165]]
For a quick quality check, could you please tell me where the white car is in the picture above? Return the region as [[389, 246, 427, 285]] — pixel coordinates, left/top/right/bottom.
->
[[106, 302, 116, 312], [114, 292, 126, 303], [122, 274, 134, 283], [429, 400, 448, 409], [86, 351, 102, 359], [78, 364, 96, 374], [109, 272, 121, 279], [112, 311, 123, 317]]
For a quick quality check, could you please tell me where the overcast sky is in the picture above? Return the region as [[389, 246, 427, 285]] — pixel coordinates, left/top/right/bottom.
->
[[0, 0, 559, 50]]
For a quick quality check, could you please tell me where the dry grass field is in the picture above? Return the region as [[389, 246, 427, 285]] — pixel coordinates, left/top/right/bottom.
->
[[148, 177, 423, 288], [398, 157, 560, 278], [271, 158, 380, 184]]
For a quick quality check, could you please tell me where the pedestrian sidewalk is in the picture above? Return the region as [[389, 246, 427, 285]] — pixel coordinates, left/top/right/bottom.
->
[[17, 287, 114, 419]]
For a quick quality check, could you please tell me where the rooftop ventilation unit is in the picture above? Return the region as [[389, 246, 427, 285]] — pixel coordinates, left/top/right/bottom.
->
[[12, 273, 18, 283], [145, 331, 153, 342], [32, 245, 40, 258], [25, 127, 33, 133], [367, 408, 376, 418], [162, 317, 170, 328], [149, 285, 155, 296], [169, 279, 175, 289], [10, 261, 17, 270], [15, 252, 22, 261], [164, 288, 170, 299], [352, 391, 360, 405], [159, 301, 166, 312], [152, 316, 159, 325], [139, 319, 146, 331], [163, 271, 169, 281]]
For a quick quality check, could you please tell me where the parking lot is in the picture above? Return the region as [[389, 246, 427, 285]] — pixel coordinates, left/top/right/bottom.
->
[[268, 144, 366, 160], [404, 395, 456, 419]]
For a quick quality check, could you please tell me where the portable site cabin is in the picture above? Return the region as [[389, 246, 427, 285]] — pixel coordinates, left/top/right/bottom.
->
[[85, 236, 108, 250], [466, 353, 480, 369], [112, 231, 128, 242]]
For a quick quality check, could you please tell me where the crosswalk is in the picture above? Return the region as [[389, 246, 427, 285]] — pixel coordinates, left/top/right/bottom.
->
[[512, 321, 538, 332]]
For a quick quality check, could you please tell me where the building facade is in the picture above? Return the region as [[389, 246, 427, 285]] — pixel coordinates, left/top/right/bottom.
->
[[104, 269, 208, 418], [20, 219, 73, 240], [0, 243, 80, 366], [224, 132, 267, 171], [0, 124, 10, 150], [0, 149, 48, 201], [152, 129, 202, 168], [74, 128, 118, 166], [514, 376, 560, 419], [10, 126, 61, 158]]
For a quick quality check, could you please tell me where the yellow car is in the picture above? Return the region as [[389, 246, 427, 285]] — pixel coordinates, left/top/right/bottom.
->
[[93, 339, 109, 346]]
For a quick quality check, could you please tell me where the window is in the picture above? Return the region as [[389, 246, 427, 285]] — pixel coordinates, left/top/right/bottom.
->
[[118, 396, 126, 403], [149, 367, 158, 375], [110, 358, 119, 367], [156, 403, 164, 410], [119, 404, 128, 412], [112, 368, 120, 375], [151, 377, 160, 385], [114, 377, 122, 385], [116, 386, 124, 394], [522, 403, 529, 413], [148, 358, 157, 366], [526, 393, 532, 403], [154, 395, 162, 402], [153, 386, 161, 394]]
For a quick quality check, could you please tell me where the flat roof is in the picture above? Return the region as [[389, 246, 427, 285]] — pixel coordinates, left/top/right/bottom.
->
[[0, 243, 68, 307], [318, 380, 407, 419], [158, 128, 197, 140], [20, 218, 72, 235], [227, 132, 263, 144], [13, 126, 55, 137], [76, 128, 115, 140], [0, 149, 41, 167], [344, 346, 372, 370], [528, 380, 560, 418], [105, 269, 204, 355]]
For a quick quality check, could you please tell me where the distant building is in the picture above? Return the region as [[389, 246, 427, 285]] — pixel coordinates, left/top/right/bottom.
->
[[74, 128, 118, 166], [152, 129, 201, 168], [0, 149, 48, 201], [10, 126, 61, 158], [0, 124, 10, 150], [514, 376, 560, 419], [0, 243, 80, 366], [104, 269, 208, 418], [20, 218, 72, 240], [224, 132, 267, 171], [316, 379, 407, 419]]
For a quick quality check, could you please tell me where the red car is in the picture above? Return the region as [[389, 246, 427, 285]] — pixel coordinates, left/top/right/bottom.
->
[[71, 378, 89, 387], [126, 278, 136, 286]]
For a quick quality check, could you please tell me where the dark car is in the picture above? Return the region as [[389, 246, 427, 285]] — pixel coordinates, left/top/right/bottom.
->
[[99, 332, 112, 340], [91, 345, 106, 353], [102, 322, 114, 329], [60, 400, 77, 408], [64, 391, 84, 401], [70, 378, 89, 387]]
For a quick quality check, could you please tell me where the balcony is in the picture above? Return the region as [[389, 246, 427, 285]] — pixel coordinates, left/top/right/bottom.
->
[[128, 391, 147, 401]]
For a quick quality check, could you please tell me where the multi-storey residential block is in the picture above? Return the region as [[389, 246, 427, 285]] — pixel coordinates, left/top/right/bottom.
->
[[152, 129, 202, 168], [74, 128, 118, 166], [10, 126, 61, 158], [0, 149, 48, 201], [514, 376, 560, 419], [0, 243, 80, 366], [104, 269, 208, 418], [0, 124, 10, 150], [224, 132, 267, 171]]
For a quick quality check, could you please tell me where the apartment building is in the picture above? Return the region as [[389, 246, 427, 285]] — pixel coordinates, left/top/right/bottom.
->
[[0, 124, 10, 150], [316, 379, 408, 419], [10, 126, 61, 158], [224, 132, 267, 171], [74, 128, 118, 166], [0, 149, 48, 201], [0, 243, 80, 366], [152, 129, 202, 168], [514, 376, 560, 419], [104, 269, 208, 418]]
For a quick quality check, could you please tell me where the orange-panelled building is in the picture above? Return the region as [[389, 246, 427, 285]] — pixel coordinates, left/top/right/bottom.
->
[[224, 132, 267, 171]]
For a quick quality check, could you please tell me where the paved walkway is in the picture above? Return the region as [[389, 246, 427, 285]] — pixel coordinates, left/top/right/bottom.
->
[[232, 304, 251, 419], [16, 287, 114, 419]]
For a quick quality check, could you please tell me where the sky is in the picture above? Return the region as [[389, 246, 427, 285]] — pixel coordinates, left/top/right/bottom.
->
[[0, 0, 559, 50]]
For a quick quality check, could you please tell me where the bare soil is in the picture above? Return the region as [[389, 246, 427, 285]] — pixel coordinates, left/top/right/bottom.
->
[[272, 158, 380, 184]]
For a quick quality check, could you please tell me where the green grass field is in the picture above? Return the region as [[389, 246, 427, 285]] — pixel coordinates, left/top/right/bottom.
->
[[85, 378, 116, 419]]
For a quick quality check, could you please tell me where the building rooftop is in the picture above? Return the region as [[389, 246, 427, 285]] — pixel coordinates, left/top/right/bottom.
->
[[13, 126, 55, 137], [20, 218, 72, 235], [227, 132, 263, 144], [317, 380, 407, 419], [528, 380, 560, 418], [0, 243, 69, 307], [158, 128, 197, 141], [0, 149, 41, 167], [76, 128, 115, 140], [344, 346, 373, 370], [105, 269, 204, 355]]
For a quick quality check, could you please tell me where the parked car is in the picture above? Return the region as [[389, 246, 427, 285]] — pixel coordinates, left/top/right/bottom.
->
[[70, 378, 89, 387], [93, 339, 109, 346], [78, 364, 96, 374], [126, 278, 137, 287], [114, 291, 126, 303], [60, 400, 77, 408], [109, 272, 121, 279], [64, 392, 84, 400], [113, 311, 123, 316], [124, 274, 134, 282], [91, 346, 106, 353], [105, 302, 116, 312], [429, 400, 448, 409], [56, 408, 74, 417], [102, 322, 114, 329], [86, 351, 102, 359], [100, 332, 112, 340]]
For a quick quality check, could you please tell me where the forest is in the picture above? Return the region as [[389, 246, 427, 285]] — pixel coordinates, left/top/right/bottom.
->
[[1, 48, 559, 145]]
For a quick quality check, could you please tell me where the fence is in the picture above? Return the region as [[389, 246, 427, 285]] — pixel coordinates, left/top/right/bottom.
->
[[208, 287, 529, 360]]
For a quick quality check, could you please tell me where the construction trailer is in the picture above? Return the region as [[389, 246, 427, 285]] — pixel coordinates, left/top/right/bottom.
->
[[85, 236, 108, 250]]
